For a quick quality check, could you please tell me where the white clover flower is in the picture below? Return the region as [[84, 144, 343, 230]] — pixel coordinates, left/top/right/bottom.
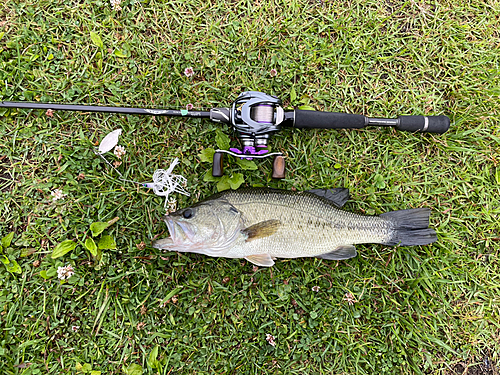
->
[[51, 189, 67, 201], [110, 0, 122, 11], [343, 292, 357, 305], [266, 333, 276, 347], [184, 67, 194, 77], [312, 285, 320, 292], [270, 68, 277, 77], [167, 196, 177, 214], [57, 265, 75, 280], [114, 145, 126, 158]]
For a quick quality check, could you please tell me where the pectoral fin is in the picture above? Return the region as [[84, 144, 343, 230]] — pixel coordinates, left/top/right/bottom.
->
[[245, 254, 275, 267], [316, 245, 357, 260], [242, 220, 281, 242]]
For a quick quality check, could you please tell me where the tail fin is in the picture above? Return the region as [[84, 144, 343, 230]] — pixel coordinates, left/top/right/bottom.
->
[[380, 208, 437, 246]]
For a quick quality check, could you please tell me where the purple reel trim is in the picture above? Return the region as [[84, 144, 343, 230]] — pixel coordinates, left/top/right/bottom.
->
[[229, 146, 269, 160]]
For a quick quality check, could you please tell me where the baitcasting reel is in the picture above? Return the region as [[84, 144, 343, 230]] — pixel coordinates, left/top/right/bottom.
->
[[0, 91, 450, 179], [209, 91, 289, 178]]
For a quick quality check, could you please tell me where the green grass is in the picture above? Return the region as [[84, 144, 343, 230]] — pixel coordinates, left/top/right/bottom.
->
[[1, 0, 500, 374]]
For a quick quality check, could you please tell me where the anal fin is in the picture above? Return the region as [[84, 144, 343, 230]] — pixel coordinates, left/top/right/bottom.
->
[[316, 245, 357, 260], [245, 254, 275, 267]]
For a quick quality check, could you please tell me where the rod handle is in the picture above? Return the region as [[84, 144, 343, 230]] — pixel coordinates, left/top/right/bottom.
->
[[396, 115, 450, 134], [293, 110, 450, 134], [293, 109, 366, 129]]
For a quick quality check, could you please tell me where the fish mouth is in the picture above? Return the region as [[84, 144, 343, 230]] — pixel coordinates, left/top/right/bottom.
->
[[153, 216, 195, 250], [152, 236, 174, 249]]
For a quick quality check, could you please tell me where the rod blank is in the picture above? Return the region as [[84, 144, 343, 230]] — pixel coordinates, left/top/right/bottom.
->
[[0, 101, 211, 118]]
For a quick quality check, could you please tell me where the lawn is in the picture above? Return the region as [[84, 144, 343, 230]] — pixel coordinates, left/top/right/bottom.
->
[[1, 0, 499, 374]]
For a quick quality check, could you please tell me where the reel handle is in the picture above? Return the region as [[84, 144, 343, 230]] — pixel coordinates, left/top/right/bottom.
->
[[272, 155, 286, 179], [293, 109, 450, 134], [212, 152, 224, 177]]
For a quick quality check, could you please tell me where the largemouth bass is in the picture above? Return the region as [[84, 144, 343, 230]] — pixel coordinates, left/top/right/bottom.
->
[[153, 188, 437, 267]]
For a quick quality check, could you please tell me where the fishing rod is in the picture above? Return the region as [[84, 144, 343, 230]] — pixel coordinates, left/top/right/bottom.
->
[[0, 91, 450, 178]]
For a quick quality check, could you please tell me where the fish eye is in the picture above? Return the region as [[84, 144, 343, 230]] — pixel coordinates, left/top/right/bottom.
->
[[183, 209, 193, 219]]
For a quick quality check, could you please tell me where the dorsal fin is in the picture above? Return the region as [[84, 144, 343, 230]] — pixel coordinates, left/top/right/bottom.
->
[[307, 188, 350, 208], [242, 220, 281, 242]]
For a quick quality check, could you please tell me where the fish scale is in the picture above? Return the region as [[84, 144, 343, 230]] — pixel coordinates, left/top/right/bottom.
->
[[219, 189, 394, 259]]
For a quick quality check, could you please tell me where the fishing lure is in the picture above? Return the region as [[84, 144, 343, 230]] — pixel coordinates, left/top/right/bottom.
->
[[94, 129, 190, 209]]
